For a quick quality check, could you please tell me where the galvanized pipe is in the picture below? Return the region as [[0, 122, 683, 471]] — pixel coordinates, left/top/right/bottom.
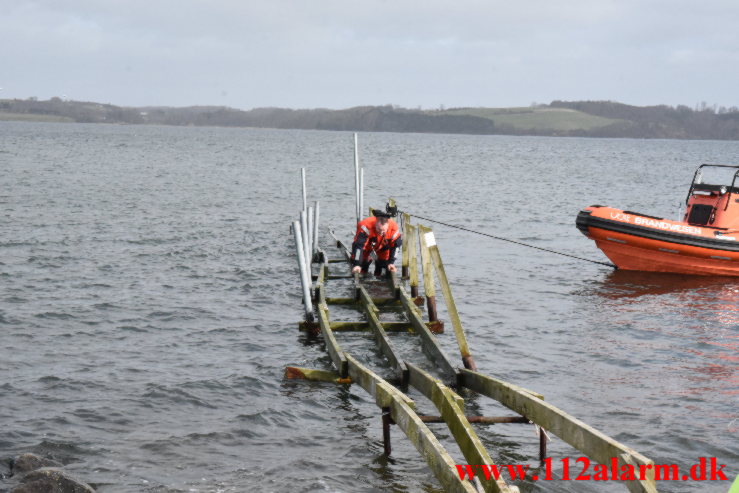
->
[[354, 133, 360, 224], [312, 201, 320, 254], [292, 220, 314, 322], [307, 205, 314, 260], [359, 167, 364, 219], [300, 210, 312, 268], [301, 167, 307, 212]]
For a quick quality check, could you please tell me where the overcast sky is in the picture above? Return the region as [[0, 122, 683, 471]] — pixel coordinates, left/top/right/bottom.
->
[[3, 1, 739, 110]]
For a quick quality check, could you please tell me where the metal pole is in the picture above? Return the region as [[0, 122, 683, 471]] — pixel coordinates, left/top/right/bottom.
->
[[292, 220, 314, 322], [301, 168, 307, 212], [539, 426, 548, 461], [354, 133, 360, 224], [300, 210, 312, 268], [312, 201, 320, 254], [382, 407, 392, 456], [307, 205, 314, 261], [359, 167, 364, 220]]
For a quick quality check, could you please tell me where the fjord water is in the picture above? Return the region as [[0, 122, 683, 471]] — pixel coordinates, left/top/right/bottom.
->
[[1, 122, 736, 492]]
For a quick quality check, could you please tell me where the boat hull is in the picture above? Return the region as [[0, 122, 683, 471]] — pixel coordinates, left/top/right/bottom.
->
[[577, 206, 739, 276]]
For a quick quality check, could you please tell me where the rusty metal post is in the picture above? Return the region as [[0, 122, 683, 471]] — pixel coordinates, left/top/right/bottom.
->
[[382, 407, 392, 455], [539, 426, 548, 461], [426, 296, 438, 321]]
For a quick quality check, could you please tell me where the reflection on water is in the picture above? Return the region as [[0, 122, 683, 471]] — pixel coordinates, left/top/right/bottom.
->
[[595, 270, 739, 302]]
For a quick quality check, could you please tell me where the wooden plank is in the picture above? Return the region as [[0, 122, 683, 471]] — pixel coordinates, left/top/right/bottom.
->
[[407, 363, 513, 493], [418, 225, 435, 298], [401, 212, 410, 272], [328, 228, 352, 261], [317, 303, 348, 378], [316, 262, 327, 285], [398, 288, 458, 383], [329, 321, 413, 332], [343, 354, 479, 493], [284, 366, 351, 384], [325, 297, 401, 305], [358, 286, 409, 386], [344, 352, 414, 409], [459, 369, 657, 493], [408, 223, 419, 292], [425, 230, 473, 360]]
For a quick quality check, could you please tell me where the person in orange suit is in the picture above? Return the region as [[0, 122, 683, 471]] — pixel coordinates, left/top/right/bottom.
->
[[351, 206, 402, 276]]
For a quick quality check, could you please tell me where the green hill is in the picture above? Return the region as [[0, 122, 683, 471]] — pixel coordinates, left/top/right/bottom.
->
[[3, 98, 739, 140], [438, 107, 627, 132]]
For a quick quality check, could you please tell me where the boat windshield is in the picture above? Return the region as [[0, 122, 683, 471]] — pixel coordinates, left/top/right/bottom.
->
[[693, 164, 739, 188]]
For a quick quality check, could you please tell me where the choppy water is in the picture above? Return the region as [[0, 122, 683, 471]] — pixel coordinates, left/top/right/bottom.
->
[[1, 122, 737, 492]]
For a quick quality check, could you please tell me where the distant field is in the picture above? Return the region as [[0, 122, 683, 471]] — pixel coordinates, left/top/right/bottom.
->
[[0, 112, 74, 122], [437, 107, 627, 132]]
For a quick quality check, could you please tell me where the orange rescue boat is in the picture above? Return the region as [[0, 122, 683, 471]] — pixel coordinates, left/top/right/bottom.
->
[[577, 164, 739, 276]]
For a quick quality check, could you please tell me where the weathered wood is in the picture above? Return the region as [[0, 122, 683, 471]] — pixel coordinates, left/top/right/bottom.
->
[[317, 303, 348, 378], [331, 321, 413, 332], [408, 363, 512, 493], [419, 415, 529, 424], [424, 229, 474, 366], [298, 320, 441, 333], [418, 224, 435, 298], [459, 369, 657, 493], [328, 228, 352, 261], [408, 223, 420, 297], [343, 354, 479, 493], [398, 288, 458, 383], [324, 297, 400, 305], [401, 212, 410, 277], [344, 352, 414, 409], [358, 286, 409, 386], [284, 366, 351, 384], [388, 269, 400, 297]]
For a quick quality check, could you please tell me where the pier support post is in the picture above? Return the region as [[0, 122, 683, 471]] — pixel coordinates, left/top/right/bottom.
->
[[382, 407, 393, 456], [539, 426, 548, 462]]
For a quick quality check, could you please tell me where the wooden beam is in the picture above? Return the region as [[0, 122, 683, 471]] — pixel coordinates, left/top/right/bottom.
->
[[401, 212, 410, 276], [343, 354, 479, 493], [408, 223, 420, 296], [418, 224, 435, 298], [317, 303, 348, 378], [324, 297, 401, 305], [459, 369, 657, 493], [419, 415, 529, 424], [358, 286, 409, 386], [424, 229, 474, 367], [407, 363, 513, 493], [284, 366, 351, 384], [398, 288, 458, 383]]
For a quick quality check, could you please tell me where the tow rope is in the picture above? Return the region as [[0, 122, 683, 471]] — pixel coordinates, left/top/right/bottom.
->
[[402, 211, 616, 269]]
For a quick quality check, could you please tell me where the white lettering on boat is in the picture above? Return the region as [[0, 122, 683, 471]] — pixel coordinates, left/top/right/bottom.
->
[[633, 216, 702, 235], [610, 212, 631, 222]]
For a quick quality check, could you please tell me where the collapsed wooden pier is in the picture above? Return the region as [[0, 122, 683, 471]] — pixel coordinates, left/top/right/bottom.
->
[[286, 154, 659, 493]]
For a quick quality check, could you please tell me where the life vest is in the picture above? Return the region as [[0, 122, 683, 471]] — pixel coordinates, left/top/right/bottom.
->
[[352, 217, 401, 261]]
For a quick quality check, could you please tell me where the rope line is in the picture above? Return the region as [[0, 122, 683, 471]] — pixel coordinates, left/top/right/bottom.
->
[[402, 211, 616, 269]]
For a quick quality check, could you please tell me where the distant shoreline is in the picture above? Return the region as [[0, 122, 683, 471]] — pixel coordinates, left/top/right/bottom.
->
[[3, 98, 739, 140]]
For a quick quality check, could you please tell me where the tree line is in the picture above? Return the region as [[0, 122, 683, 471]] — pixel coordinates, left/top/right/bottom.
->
[[3, 97, 739, 140]]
